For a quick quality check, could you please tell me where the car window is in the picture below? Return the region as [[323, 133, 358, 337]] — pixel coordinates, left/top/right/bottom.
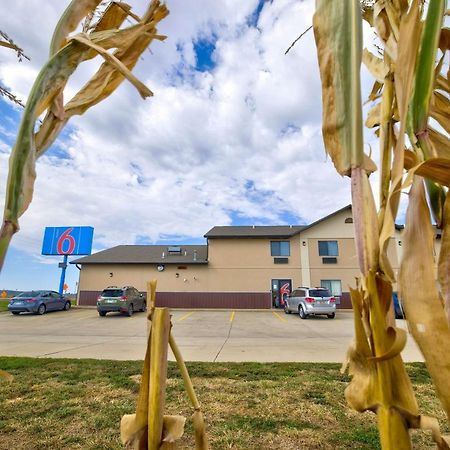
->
[[309, 289, 331, 297], [51, 292, 60, 298], [291, 290, 301, 297], [102, 289, 123, 297], [16, 291, 40, 297], [299, 290, 306, 296]]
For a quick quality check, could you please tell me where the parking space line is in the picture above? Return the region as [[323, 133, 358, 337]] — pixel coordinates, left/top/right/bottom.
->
[[230, 311, 235, 322], [272, 311, 287, 322], [177, 311, 195, 322]]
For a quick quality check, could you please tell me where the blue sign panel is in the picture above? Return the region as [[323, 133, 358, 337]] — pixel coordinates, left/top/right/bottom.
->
[[42, 226, 94, 256]]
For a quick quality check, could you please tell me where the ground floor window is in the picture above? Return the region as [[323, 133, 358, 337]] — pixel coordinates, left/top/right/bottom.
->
[[320, 279, 342, 296]]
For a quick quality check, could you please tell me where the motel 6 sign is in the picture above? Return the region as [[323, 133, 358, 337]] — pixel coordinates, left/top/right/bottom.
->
[[42, 226, 94, 256], [42, 226, 94, 294]]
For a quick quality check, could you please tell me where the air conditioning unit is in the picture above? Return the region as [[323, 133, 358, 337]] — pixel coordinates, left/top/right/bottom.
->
[[274, 257, 288, 264], [322, 257, 337, 264]]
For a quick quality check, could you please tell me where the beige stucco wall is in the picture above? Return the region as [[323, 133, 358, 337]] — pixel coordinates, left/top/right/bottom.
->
[[207, 236, 301, 268], [78, 261, 302, 294]]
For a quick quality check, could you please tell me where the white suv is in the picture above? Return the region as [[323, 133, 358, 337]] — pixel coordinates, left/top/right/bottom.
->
[[284, 287, 336, 319]]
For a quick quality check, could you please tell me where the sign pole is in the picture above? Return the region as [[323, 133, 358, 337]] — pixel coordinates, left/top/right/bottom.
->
[[59, 254, 68, 295]]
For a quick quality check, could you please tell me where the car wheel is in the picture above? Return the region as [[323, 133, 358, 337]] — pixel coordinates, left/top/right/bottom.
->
[[11, 312, 20, 315], [64, 301, 71, 311], [327, 313, 335, 319], [284, 304, 291, 314], [98, 311, 107, 317], [127, 304, 134, 317], [37, 304, 46, 315], [299, 305, 307, 319]]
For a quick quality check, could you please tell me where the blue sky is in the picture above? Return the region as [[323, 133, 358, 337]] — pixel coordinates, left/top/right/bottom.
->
[[0, 0, 357, 292]]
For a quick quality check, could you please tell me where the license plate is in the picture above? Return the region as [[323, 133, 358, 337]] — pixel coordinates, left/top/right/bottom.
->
[[106, 299, 116, 303], [14, 302, 23, 305]]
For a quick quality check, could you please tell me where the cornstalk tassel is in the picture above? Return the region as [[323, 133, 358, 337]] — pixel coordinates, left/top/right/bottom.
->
[[312, 0, 450, 447], [0, 0, 169, 271]]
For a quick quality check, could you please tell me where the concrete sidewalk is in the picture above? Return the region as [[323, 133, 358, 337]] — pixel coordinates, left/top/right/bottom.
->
[[0, 308, 424, 362]]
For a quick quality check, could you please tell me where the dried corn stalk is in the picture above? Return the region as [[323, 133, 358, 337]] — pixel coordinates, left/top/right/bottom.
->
[[122, 281, 209, 449], [0, 0, 169, 270], [313, 0, 450, 448]]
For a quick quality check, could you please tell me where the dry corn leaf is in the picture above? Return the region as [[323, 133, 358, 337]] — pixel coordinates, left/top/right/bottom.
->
[[363, 48, 389, 83], [93, 1, 132, 32], [400, 176, 450, 423], [429, 127, 450, 159], [50, 0, 102, 55], [404, 158, 450, 187], [430, 91, 450, 135], [365, 102, 381, 128], [378, 0, 422, 282], [160, 415, 186, 447], [313, 0, 376, 175], [351, 167, 379, 275], [64, 6, 168, 118], [368, 327, 407, 362], [71, 34, 152, 99], [439, 27, 450, 51], [368, 80, 383, 102], [438, 190, 450, 325]]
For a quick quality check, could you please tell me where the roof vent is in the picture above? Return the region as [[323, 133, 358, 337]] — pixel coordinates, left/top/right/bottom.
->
[[252, 225, 255, 229], [162, 251, 165, 259], [289, 225, 292, 228], [193, 250, 197, 261]]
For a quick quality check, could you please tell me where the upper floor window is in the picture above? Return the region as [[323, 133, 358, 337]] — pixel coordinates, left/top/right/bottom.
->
[[271, 241, 290, 256], [318, 240, 338, 256]]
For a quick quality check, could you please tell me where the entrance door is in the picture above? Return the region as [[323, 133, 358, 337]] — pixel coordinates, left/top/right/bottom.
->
[[271, 279, 292, 308]]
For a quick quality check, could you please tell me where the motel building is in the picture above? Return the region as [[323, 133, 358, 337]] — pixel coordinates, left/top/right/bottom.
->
[[71, 205, 418, 309]]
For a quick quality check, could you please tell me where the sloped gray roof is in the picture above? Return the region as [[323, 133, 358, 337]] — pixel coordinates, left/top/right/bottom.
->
[[204, 225, 305, 239], [71, 245, 208, 265]]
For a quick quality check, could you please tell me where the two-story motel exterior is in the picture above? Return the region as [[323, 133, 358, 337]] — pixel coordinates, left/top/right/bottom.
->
[[71, 205, 410, 309]]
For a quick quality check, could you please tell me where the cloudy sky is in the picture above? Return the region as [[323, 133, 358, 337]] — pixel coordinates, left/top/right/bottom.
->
[[0, 0, 380, 292]]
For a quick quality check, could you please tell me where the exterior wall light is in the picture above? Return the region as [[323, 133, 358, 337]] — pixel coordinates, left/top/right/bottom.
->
[[302, 241, 306, 246], [109, 272, 113, 277]]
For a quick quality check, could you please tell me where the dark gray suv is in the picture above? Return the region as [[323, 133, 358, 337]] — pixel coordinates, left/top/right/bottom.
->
[[97, 286, 146, 317]]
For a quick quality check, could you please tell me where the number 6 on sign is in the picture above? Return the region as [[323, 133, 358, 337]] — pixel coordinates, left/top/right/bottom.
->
[[57, 228, 75, 254]]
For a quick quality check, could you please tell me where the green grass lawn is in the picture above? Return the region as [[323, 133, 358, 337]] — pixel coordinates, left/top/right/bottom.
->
[[0, 300, 9, 312], [0, 358, 446, 449]]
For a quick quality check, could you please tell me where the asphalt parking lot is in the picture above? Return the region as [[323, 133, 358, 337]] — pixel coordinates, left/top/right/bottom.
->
[[0, 308, 423, 362]]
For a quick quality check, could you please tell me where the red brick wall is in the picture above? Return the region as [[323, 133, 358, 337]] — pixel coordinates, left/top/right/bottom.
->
[[78, 291, 271, 309]]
